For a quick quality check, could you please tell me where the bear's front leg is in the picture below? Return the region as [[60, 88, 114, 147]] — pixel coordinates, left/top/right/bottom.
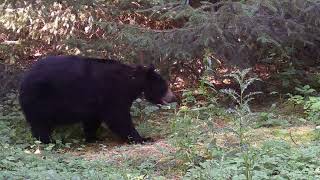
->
[[105, 112, 153, 144]]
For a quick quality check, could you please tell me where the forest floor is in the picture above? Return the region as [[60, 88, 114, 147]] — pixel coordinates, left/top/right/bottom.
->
[[0, 97, 319, 179]]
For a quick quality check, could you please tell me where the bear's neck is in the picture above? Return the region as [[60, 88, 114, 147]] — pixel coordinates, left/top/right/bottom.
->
[[126, 75, 145, 102]]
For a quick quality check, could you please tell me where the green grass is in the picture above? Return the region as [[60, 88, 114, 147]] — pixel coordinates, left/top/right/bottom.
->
[[184, 140, 320, 180], [0, 144, 145, 180], [0, 92, 319, 179]]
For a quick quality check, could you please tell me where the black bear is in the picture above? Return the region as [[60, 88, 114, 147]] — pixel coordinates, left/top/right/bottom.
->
[[19, 55, 176, 144]]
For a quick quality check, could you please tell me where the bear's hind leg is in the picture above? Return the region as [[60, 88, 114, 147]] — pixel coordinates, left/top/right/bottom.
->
[[105, 112, 153, 144], [30, 124, 52, 144], [83, 120, 101, 143]]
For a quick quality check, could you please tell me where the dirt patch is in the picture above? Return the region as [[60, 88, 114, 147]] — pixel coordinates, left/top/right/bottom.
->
[[247, 126, 316, 147], [69, 140, 176, 163], [214, 125, 316, 148]]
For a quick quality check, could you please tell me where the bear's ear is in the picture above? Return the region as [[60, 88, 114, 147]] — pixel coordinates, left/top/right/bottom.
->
[[134, 65, 147, 76]]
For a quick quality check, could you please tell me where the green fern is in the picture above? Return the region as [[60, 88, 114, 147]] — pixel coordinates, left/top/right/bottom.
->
[[220, 68, 261, 147]]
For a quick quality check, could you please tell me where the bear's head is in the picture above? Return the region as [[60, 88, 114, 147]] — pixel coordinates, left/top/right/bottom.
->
[[142, 65, 177, 105]]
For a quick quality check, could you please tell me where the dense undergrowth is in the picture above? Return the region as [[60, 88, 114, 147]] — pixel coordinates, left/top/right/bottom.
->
[[1, 68, 319, 179], [1, 0, 320, 179], [185, 141, 320, 179], [1, 0, 320, 93]]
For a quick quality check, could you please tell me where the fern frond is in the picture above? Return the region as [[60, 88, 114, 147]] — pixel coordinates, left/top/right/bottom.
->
[[224, 70, 242, 85], [220, 88, 241, 104], [241, 77, 261, 94], [243, 92, 262, 101]]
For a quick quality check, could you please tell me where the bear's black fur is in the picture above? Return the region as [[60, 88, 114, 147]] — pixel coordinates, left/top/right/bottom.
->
[[19, 56, 176, 144]]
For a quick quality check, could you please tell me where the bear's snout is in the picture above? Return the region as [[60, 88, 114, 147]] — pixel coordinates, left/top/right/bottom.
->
[[161, 89, 177, 105]]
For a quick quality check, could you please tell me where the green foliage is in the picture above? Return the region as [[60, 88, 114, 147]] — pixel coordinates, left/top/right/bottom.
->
[[143, 0, 320, 68], [170, 86, 224, 170], [218, 68, 263, 179], [131, 98, 162, 117], [0, 91, 33, 145], [170, 110, 205, 169], [185, 141, 320, 180], [0, 63, 22, 100], [254, 103, 290, 128], [277, 65, 303, 89], [0, 144, 145, 179], [1, 1, 320, 178], [169, 68, 264, 175], [1, 0, 319, 77], [255, 111, 289, 128], [0, 91, 20, 116], [295, 85, 317, 96], [181, 82, 217, 107], [220, 68, 261, 146], [314, 128, 320, 141], [0, 81, 319, 179], [288, 85, 320, 124], [181, 90, 197, 105], [304, 96, 320, 124], [0, 115, 32, 145]]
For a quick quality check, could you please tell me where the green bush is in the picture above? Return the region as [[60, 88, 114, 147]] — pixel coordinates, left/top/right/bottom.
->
[[170, 92, 225, 170], [288, 85, 320, 124], [185, 141, 320, 180]]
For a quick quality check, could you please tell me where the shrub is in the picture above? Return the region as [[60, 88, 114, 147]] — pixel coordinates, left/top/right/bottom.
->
[[288, 85, 320, 124], [185, 141, 320, 180]]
